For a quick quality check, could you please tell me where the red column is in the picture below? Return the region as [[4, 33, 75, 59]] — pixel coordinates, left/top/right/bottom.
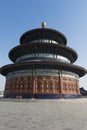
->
[[59, 76, 62, 94]]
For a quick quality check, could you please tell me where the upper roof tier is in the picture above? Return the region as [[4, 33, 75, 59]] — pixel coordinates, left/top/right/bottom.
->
[[20, 24, 67, 45]]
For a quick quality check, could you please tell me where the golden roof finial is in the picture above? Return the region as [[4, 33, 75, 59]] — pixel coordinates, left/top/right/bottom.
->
[[42, 22, 46, 28]]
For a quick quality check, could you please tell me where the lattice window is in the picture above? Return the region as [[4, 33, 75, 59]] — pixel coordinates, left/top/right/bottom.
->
[[54, 81, 59, 92], [63, 82, 67, 90], [43, 81, 48, 92], [36, 81, 42, 92], [48, 81, 53, 91]]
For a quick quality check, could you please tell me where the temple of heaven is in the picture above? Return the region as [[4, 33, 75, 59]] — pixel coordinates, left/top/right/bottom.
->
[[0, 22, 87, 99]]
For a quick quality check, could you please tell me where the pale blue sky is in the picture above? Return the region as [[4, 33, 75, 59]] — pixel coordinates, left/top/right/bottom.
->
[[0, 0, 87, 90]]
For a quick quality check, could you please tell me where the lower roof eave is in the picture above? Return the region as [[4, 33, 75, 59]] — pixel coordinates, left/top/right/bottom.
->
[[0, 61, 87, 77]]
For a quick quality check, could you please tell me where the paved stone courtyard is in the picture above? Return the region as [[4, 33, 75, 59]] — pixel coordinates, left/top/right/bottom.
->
[[0, 98, 87, 130]]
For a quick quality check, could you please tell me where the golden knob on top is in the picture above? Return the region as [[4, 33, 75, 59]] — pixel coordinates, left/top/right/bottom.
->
[[42, 22, 46, 28]]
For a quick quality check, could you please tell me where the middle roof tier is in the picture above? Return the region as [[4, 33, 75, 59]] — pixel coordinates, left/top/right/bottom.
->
[[9, 42, 78, 63]]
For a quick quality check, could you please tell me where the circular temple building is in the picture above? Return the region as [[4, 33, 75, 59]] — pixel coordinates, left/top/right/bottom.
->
[[0, 23, 87, 98]]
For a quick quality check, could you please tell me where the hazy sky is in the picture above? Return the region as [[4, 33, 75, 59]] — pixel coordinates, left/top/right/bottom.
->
[[0, 0, 87, 90]]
